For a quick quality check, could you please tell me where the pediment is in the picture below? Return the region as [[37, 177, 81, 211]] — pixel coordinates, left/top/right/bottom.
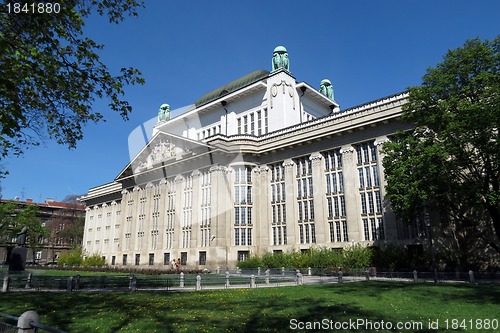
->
[[115, 131, 214, 181]]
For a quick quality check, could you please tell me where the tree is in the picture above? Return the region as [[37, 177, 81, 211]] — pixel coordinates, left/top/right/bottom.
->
[[0, 200, 42, 263], [0, 0, 145, 159], [383, 37, 500, 267]]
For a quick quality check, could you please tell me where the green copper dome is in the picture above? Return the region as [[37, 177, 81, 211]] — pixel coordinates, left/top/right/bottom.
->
[[274, 46, 287, 53], [195, 69, 270, 107]]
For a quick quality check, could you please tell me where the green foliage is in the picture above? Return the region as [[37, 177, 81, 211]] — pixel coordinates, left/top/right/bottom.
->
[[239, 246, 372, 269], [0, 200, 42, 246], [342, 244, 373, 268], [236, 256, 262, 269], [82, 253, 107, 267], [58, 247, 84, 266], [57, 247, 107, 267], [383, 36, 500, 255], [0, 1, 145, 158]]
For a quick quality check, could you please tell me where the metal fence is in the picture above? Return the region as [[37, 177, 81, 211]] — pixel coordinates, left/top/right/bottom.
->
[[1, 271, 299, 292], [1, 269, 498, 293]]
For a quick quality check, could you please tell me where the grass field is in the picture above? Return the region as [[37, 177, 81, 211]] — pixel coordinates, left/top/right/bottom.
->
[[0, 281, 498, 332]]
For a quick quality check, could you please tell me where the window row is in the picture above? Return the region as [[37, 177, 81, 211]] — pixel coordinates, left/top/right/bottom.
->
[[237, 109, 268, 136]]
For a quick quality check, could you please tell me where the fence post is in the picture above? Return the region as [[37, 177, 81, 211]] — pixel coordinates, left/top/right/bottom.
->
[[196, 275, 201, 290], [308, 267, 312, 276], [129, 274, 136, 292], [17, 310, 39, 333], [257, 267, 261, 276], [250, 274, 256, 288], [469, 270, 475, 284], [2, 276, 10, 292], [25, 273, 32, 289], [281, 267, 285, 276], [413, 270, 418, 282], [265, 269, 270, 284], [216, 267, 220, 274], [337, 269, 343, 283], [296, 270, 303, 285], [225, 271, 230, 288], [66, 276, 73, 292], [179, 272, 185, 288], [75, 275, 81, 290]]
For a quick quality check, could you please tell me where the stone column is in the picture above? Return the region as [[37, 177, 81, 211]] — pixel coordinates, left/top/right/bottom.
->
[[173, 175, 184, 252], [310, 152, 327, 244], [157, 179, 168, 259], [340, 145, 361, 242], [129, 186, 141, 253], [210, 165, 232, 269], [253, 165, 270, 252], [283, 159, 297, 246], [191, 170, 201, 248], [144, 183, 154, 258]]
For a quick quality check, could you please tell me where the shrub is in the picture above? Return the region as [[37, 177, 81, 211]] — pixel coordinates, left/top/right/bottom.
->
[[57, 247, 83, 266], [237, 256, 262, 268], [82, 253, 107, 267], [238, 245, 373, 269], [343, 244, 373, 269]]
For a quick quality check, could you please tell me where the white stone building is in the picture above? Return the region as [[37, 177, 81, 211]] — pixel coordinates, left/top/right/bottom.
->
[[80, 47, 416, 269]]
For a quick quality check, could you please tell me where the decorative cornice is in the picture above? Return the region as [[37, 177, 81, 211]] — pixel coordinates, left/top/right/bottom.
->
[[209, 165, 229, 173], [309, 152, 323, 161], [283, 159, 295, 168], [340, 146, 354, 155], [254, 165, 270, 174]]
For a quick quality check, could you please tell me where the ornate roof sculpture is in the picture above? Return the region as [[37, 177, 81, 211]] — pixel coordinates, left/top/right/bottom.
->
[[272, 46, 290, 72], [319, 79, 334, 101]]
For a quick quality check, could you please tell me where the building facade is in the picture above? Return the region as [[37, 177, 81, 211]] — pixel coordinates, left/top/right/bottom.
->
[[80, 47, 415, 269], [0, 198, 85, 265]]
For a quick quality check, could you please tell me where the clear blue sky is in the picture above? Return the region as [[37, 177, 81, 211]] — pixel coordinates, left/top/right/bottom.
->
[[2, 1, 500, 202]]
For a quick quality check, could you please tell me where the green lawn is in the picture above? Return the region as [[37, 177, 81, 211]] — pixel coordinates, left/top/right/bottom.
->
[[0, 281, 498, 332]]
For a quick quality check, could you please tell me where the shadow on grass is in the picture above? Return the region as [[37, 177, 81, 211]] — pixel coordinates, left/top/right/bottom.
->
[[1, 281, 498, 332]]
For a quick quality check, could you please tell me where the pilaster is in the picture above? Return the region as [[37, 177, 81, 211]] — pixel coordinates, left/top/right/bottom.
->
[[191, 170, 201, 248], [158, 178, 168, 255], [253, 165, 270, 252], [173, 175, 184, 252], [283, 159, 297, 245], [340, 145, 361, 242], [310, 152, 327, 244], [209, 165, 232, 269]]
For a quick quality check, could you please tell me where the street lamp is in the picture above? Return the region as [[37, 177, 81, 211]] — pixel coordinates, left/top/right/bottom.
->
[[424, 209, 438, 283]]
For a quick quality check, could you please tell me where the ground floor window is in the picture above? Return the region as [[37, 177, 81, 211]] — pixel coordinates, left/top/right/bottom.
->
[[238, 251, 249, 262], [111, 256, 116, 265], [181, 252, 187, 265], [122, 254, 127, 265], [149, 253, 154, 265], [163, 253, 170, 265], [199, 251, 206, 265], [135, 254, 140, 265]]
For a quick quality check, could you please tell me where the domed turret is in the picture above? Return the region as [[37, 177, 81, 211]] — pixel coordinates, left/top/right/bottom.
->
[[272, 46, 290, 72]]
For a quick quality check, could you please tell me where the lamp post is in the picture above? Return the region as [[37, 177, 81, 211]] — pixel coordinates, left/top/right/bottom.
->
[[424, 210, 438, 283]]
